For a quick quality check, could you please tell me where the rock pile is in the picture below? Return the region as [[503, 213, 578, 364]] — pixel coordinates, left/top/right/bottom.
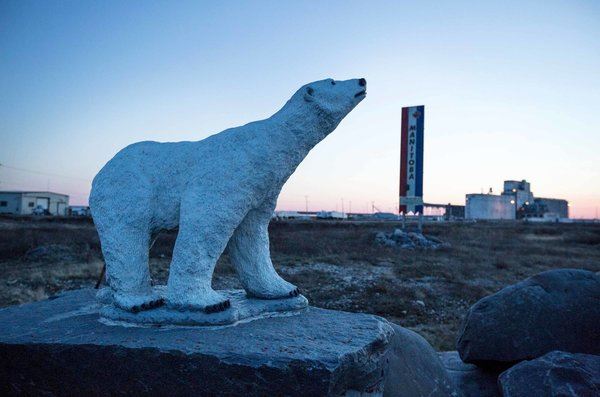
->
[[375, 229, 449, 249], [448, 269, 600, 396]]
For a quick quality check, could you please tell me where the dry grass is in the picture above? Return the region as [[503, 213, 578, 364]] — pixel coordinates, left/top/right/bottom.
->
[[1, 216, 599, 350]]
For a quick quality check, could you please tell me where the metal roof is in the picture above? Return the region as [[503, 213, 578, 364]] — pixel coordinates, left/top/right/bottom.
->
[[0, 191, 69, 197]]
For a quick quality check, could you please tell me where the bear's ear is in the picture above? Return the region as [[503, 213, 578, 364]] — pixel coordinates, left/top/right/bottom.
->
[[304, 86, 315, 102]]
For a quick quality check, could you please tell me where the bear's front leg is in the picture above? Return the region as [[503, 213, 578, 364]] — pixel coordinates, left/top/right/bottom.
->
[[166, 195, 240, 313], [227, 196, 299, 299]]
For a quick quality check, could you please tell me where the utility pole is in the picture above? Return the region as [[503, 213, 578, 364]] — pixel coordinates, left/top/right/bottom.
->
[[304, 195, 309, 213], [341, 198, 344, 215]]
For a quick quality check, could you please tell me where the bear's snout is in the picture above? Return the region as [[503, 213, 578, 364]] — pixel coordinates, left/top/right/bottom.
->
[[354, 78, 367, 98]]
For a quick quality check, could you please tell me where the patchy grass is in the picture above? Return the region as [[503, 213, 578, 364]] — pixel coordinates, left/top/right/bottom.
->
[[0, 216, 599, 351]]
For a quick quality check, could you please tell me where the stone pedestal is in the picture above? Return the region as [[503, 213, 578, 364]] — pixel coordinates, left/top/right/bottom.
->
[[0, 289, 393, 396]]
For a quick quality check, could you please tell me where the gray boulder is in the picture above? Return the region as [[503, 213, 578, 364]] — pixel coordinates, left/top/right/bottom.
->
[[498, 351, 600, 396], [457, 269, 600, 364], [438, 351, 501, 397], [384, 324, 459, 397]]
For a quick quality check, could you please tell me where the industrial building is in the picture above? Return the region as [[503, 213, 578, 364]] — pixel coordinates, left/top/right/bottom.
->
[[466, 194, 515, 220], [0, 191, 69, 216], [535, 198, 569, 218], [465, 180, 568, 220], [502, 180, 534, 208]]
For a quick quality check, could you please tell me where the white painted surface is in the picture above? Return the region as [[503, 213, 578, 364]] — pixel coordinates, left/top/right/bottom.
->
[[465, 194, 515, 220], [90, 78, 366, 312], [0, 191, 69, 215]]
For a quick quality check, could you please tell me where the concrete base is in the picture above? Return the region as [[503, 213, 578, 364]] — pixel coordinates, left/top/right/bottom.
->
[[0, 289, 394, 396], [98, 287, 309, 326]]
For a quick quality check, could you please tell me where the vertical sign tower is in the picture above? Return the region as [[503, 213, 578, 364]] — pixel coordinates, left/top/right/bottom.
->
[[399, 105, 425, 214]]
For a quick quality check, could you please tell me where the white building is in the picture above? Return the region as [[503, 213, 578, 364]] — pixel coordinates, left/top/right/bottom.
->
[[316, 211, 348, 220], [272, 210, 312, 220], [466, 179, 569, 220], [0, 191, 69, 216], [465, 194, 515, 220]]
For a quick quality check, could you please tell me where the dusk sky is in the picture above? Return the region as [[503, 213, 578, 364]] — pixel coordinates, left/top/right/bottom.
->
[[1, 1, 599, 218]]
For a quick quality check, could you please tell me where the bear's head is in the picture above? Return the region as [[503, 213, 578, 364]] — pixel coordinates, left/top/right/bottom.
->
[[300, 78, 367, 122], [282, 78, 366, 128]]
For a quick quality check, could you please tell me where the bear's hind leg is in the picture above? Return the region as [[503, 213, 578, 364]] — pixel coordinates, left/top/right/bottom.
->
[[227, 198, 299, 299], [98, 224, 163, 312]]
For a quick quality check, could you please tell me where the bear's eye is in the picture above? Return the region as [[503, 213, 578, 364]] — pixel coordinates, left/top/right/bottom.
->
[[307, 87, 314, 95], [331, 81, 336, 85]]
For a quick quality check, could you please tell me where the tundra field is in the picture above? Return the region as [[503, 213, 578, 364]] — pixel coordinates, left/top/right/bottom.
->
[[1, 216, 598, 350]]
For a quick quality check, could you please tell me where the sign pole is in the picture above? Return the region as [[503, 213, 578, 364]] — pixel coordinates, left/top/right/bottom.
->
[[399, 105, 425, 230]]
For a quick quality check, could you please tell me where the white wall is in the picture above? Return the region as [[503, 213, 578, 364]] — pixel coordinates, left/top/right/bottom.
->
[[465, 194, 515, 220], [0, 192, 69, 215], [0, 193, 22, 214]]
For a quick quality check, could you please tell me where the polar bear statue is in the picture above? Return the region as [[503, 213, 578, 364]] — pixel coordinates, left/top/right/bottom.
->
[[90, 78, 367, 313]]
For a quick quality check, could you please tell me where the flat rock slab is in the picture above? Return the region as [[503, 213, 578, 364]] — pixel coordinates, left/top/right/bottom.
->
[[0, 289, 394, 396], [99, 287, 309, 326]]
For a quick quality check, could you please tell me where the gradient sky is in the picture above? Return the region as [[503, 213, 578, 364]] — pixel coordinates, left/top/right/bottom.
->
[[1, 1, 599, 218]]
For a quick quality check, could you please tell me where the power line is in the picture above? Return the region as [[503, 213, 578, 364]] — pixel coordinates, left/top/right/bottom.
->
[[0, 163, 89, 182]]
